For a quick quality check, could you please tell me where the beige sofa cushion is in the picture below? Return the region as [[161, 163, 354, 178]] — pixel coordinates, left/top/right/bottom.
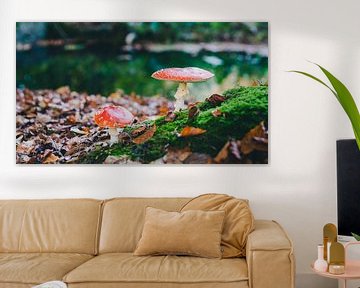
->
[[68, 282, 249, 288], [99, 198, 190, 253], [63, 253, 248, 285], [0, 199, 102, 254], [0, 253, 93, 285], [134, 207, 225, 258], [181, 194, 254, 258], [0, 284, 33, 288]]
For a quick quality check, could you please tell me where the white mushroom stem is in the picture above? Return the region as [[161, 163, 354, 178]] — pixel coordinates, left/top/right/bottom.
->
[[108, 127, 120, 145], [174, 82, 189, 111]]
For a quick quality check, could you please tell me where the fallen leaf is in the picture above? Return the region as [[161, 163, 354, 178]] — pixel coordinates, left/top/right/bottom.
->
[[131, 125, 147, 137], [16, 140, 35, 154], [70, 127, 89, 135], [214, 139, 242, 163], [56, 86, 70, 95], [212, 109, 222, 117], [206, 94, 225, 106], [158, 105, 169, 116], [184, 153, 213, 164], [253, 136, 268, 145], [66, 115, 77, 124], [214, 141, 230, 163], [132, 124, 156, 144], [178, 126, 207, 137], [188, 104, 199, 119], [36, 113, 52, 123], [163, 147, 192, 164], [240, 122, 268, 155], [165, 111, 177, 122], [108, 91, 123, 100], [229, 140, 241, 160], [43, 153, 59, 164], [82, 127, 90, 134]]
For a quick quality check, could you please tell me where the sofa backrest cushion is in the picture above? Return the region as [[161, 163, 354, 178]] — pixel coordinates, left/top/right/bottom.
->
[[181, 194, 254, 258], [99, 198, 189, 253], [0, 199, 102, 254]]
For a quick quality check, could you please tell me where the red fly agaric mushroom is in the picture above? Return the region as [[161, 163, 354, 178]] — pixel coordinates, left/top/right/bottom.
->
[[151, 67, 214, 111], [94, 105, 134, 144]]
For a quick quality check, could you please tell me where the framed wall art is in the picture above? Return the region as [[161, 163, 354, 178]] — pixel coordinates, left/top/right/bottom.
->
[[16, 22, 268, 164]]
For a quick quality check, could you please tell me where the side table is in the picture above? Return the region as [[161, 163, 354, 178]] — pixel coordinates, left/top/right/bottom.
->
[[311, 242, 360, 288]]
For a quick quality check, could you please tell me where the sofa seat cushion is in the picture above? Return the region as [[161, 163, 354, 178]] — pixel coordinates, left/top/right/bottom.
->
[[64, 253, 248, 285], [0, 253, 93, 285], [67, 283, 249, 288]]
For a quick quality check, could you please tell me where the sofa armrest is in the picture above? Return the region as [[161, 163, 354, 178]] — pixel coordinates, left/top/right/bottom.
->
[[246, 220, 295, 288]]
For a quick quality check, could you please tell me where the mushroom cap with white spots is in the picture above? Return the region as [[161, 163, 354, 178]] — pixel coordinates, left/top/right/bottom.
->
[[151, 67, 214, 83], [94, 105, 134, 128]]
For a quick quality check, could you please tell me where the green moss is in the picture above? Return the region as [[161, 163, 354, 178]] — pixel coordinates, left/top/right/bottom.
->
[[79, 86, 268, 163]]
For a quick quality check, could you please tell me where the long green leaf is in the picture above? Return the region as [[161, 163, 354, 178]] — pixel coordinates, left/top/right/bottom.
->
[[290, 65, 360, 150], [289, 70, 337, 98], [352, 232, 360, 241], [353, 127, 360, 149], [316, 64, 360, 150]]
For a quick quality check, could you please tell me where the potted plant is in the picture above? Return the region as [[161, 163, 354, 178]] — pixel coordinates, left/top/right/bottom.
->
[[291, 63, 360, 241]]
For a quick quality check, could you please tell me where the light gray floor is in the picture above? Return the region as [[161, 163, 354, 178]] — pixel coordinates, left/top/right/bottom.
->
[[297, 274, 360, 288]]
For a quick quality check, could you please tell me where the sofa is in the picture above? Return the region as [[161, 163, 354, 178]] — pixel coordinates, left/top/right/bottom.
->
[[0, 198, 295, 288]]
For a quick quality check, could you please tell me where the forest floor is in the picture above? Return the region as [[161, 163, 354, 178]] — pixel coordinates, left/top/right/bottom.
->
[[16, 86, 268, 164]]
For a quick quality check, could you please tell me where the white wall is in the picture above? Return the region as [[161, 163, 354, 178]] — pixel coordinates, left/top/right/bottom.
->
[[1, 0, 359, 287]]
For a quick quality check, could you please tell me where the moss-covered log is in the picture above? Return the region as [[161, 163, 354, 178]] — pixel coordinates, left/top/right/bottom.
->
[[80, 86, 268, 164]]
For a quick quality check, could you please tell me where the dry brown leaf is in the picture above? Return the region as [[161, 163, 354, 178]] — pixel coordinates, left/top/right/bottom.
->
[[214, 141, 230, 163], [165, 111, 177, 122], [212, 109, 222, 117], [240, 122, 268, 155], [132, 124, 156, 144], [131, 125, 147, 137], [16, 141, 35, 154], [163, 147, 192, 164], [178, 126, 207, 137], [36, 113, 52, 123], [70, 127, 89, 135], [183, 153, 213, 164], [109, 91, 123, 100], [214, 139, 242, 163], [129, 93, 145, 105], [56, 86, 70, 95], [66, 115, 77, 124], [206, 94, 225, 106], [43, 153, 59, 164], [188, 104, 199, 119], [82, 127, 90, 134], [158, 105, 169, 116]]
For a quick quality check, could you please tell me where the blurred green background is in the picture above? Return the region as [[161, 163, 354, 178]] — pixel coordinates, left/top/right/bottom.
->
[[16, 22, 268, 99]]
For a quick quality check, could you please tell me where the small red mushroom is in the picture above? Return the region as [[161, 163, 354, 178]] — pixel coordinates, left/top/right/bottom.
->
[[152, 67, 214, 111], [94, 105, 134, 144]]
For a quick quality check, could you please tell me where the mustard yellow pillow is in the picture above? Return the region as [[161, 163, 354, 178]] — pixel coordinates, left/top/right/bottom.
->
[[181, 194, 254, 258], [134, 207, 225, 258]]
